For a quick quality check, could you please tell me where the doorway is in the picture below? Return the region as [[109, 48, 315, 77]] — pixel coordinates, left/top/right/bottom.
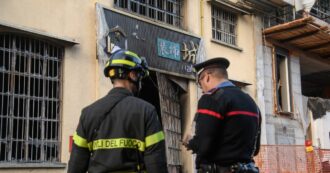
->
[[139, 71, 185, 173]]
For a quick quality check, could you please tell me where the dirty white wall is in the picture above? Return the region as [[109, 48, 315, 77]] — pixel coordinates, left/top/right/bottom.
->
[[255, 40, 305, 145], [0, 0, 115, 172], [254, 16, 268, 145], [295, 0, 317, 11], [312, 112, 330, 149]]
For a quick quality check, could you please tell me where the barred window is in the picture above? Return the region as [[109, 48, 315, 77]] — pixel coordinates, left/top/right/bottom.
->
[[0, 33, 63, 164], [311, 0, 330, 23], [114, 0, 182, 28], [262, 6, 295, 28], [211, 6, 237, 46]]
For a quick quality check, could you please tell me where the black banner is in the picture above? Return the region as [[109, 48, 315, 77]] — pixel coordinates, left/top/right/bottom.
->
[[103, 8, 200, 78]]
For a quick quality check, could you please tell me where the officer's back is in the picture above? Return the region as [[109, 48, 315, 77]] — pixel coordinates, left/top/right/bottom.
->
[[211, 86, 259, 165], [183, 57, 260, 173]]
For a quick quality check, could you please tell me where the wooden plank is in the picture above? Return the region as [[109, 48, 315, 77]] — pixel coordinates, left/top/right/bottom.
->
[[270, 26, 314, 40], [266, 38, 330, 65], [263, 17, 313, 35], [321, 53, 330, 59], [304, 41, 330, 51], [280, 30, 320, 43], [265, 24, 308, 37]]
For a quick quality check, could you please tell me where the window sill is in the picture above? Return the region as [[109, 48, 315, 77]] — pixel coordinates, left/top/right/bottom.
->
[[211, 39, 243, 52], [0, 162, 66, 169], [275, 111, 294, 117]]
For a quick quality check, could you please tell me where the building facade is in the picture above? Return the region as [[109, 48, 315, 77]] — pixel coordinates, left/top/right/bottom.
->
[[250, 0, 330, 172], [3, 0, 329, 173], [252, 0, 330, 146]]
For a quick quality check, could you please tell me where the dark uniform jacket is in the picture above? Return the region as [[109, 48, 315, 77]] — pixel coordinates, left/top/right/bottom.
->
[[68, 87, 167, 173], [188, 84, 261, 167]]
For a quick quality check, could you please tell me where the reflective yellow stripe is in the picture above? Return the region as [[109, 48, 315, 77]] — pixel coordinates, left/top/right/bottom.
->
[[145, 131, 165, 148], [73, 132, 89, 148], [125, 51, 140, 59], [89, 138, 145, 152], [112, 59, 136, 67]]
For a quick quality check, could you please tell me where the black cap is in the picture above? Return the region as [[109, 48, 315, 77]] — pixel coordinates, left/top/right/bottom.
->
[[194, 57, 230, 74]]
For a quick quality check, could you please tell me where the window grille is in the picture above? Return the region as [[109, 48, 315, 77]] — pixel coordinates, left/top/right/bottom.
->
[[211, 5, 238, 46], [310, 0, 330, 23], [0, 33, 63, 164], [114, 0, 182, 28], [262, 6, 295, 28]]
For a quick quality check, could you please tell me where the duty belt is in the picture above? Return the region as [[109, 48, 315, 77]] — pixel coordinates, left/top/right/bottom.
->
[[198, 162, 259, 173]]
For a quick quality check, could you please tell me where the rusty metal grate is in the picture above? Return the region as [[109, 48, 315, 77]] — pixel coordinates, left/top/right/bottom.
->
[[211, 5, 237, 46], [114, 0, 182, 28], [0, 33, 63, 164], [156, 72, 182, 173]]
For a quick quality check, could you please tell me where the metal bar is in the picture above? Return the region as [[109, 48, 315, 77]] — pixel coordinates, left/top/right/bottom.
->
[[57, 48, 63, 162], [36, 40, 40, 161], [0, 48, 61, 61], [0, 34, 5, 161], [24, 39, 31, 161], [40, 42, 47, 161], [164, 0, 167, 24], [8, 34, 16, 161], [0, 115, 59, 122]]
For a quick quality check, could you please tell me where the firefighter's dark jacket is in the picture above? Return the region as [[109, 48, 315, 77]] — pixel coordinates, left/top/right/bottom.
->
[[68, 87, 167, 173], [188, 85, 261, 167]]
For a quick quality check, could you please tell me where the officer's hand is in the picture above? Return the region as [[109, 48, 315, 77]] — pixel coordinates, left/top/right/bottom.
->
[[182, 134, 192, 144], [182, 134, 193, 150], [182, 142, 191, 150]]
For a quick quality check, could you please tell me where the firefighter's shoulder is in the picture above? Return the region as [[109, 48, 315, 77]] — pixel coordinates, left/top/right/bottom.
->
[[126, 96, 156, 111]]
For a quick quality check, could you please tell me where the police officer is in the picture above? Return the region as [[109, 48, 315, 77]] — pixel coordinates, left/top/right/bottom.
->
[[183, 57, 261, 173], [68, 49, 168, 173]]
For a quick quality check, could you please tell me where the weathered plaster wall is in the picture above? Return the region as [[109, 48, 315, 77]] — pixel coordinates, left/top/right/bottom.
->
[[202, 1, 257, 99], [312, 112, 330, 149], [0, 0, 113, 172], [256, 43, 305, 145]]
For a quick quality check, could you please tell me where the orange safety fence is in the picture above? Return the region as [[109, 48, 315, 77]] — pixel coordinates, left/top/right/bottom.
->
[[254, 145, 330, 173]]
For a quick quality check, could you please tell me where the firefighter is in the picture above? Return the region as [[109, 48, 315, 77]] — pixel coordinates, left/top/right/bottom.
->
[[68, 49, 168, 173], [183, 57, 261, 173]]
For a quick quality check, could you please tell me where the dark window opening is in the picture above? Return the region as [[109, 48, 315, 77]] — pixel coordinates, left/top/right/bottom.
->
[[139, 71, 184, 172], [139, 71, 161, 117], [301, 70, 330, 99], [274, 53, 292, 113]]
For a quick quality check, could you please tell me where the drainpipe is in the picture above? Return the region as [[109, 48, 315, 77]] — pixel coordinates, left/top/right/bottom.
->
[[200, 0, 204, 37]]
